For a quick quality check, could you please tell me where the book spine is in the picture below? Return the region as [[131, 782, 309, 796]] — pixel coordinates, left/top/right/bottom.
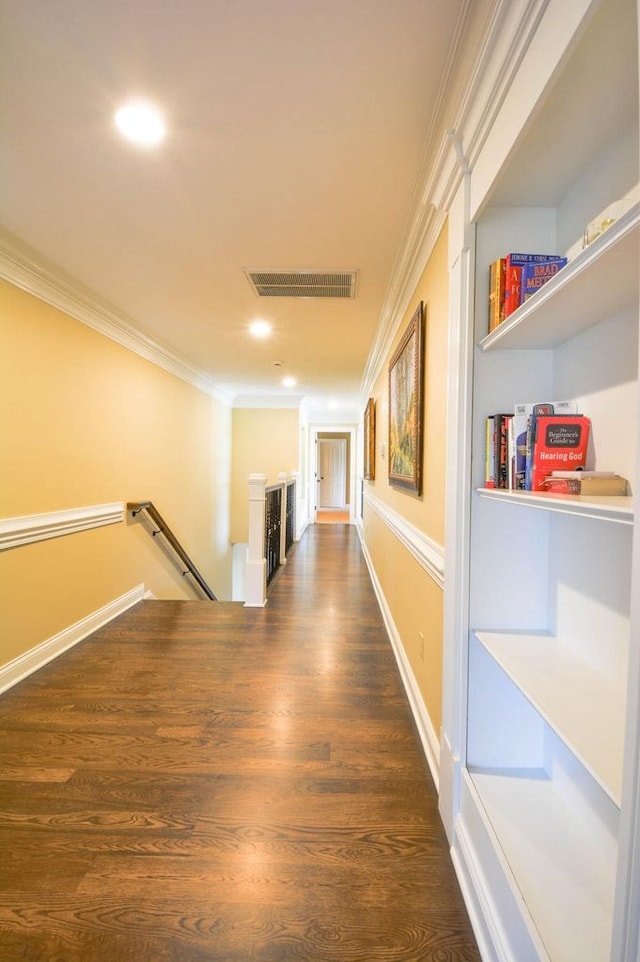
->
[[488, 258, 506, 332], [507, 417, 516, 490], [503, 261, 522, 319], [485, 416, 496, 487], [524, 415, 536, 490], [494, 414, 512, 489]]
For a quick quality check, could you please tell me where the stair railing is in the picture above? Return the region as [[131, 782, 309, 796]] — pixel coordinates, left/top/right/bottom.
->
[[127, 501, 217, 600], [265, 483, 282, 586], [245, 474, 297, 607], [285, 478, 295, 555]]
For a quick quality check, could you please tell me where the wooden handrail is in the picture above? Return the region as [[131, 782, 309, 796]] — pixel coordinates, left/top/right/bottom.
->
[[127, 501, 217, 600]]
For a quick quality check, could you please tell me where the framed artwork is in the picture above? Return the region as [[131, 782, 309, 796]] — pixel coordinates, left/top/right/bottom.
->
[[388, 302, 424, 494], [363, 398, 375, 480]]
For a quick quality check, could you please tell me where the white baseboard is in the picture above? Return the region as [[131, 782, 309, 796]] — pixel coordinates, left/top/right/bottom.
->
[[0, 584, 145, 694], [452, 818, 504, 962], [452, 769, 543, 962], [358, 530, 440, 790], [438, 732, 457, 842]]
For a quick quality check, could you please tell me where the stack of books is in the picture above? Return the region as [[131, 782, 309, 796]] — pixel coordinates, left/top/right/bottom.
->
[[488, 253, 568, 333], [485, 400, 596, 493]]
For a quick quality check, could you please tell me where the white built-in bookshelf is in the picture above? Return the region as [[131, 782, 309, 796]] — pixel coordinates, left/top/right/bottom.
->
[[455, 0, 640, 959]]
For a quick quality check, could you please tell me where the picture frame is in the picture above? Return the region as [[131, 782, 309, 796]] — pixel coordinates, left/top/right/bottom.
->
[[363, 397, 376, 480], [388, 301, 424, 494]]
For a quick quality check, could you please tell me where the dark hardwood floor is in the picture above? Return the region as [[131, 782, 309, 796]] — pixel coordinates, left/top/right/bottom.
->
[[0, 524, 480, 961]]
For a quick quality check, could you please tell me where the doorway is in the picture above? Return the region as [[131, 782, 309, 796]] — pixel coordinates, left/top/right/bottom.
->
[[317, 438, 347, 509], [311, 428, 355, 525]]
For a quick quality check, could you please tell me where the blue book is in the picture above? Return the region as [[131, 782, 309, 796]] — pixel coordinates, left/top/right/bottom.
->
[[503, 253, 566, 316], [521, 257, 568, 303]]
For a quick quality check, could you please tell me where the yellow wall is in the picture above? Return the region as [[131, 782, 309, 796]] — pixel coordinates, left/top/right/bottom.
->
[[362, 221, 449, 733], [364, 511, 444, 726], [0, 280, 233, 666], [230, 408, 299, 544]]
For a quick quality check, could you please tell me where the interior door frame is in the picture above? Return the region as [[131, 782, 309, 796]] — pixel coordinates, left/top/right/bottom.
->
[[309, 424, 357, 524], [317, 438, 347, 509]]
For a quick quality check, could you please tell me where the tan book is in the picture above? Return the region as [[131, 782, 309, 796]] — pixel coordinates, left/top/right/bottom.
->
[[488, 258, 505, 333], [544, 472, 628, 495]]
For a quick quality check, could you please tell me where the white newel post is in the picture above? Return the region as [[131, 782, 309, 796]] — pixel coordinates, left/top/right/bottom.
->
[[278, 472, 288, 566], [245, 473, 267, 608]]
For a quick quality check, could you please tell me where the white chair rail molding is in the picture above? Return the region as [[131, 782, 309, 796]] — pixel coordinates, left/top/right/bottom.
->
[[0, 503, 125, 551]]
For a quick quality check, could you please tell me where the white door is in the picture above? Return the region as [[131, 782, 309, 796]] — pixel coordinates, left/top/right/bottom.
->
[[318, 439, 346, 508]]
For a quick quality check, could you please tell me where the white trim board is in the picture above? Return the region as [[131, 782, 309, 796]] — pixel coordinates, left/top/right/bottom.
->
[[0, 502, 125, 551], [0, 584, 145, 694], [358, 529, 440, 789], [364, 490, 445, 589], [451, 816, 508, 962], [452, 768, 553, 962]]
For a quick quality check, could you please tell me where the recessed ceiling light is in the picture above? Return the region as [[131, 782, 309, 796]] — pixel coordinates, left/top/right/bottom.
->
[[249, 320, 272, 339], [114, 99, 166, 147], [282, 376, 296, 388]]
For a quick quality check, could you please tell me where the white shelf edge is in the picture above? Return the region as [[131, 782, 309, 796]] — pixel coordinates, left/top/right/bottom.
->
[[473, 629, 625, 806], [479, 202, 640, 352], [476, 487, 634, 524], [467, 769, 617, 962]]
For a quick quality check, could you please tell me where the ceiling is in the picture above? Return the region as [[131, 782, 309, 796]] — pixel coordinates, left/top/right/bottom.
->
[[0, 0, 484, 416]]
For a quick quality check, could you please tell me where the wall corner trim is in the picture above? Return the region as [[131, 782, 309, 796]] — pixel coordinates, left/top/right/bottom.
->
[[364, 491, 445, 589], [0, 584, 145, 694], [0, 502, 125, 551], [358, 529, 440, 788]]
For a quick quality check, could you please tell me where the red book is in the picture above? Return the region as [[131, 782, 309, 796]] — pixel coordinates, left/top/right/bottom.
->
[[528, 415, 591, 491], [503, 261, 522, 319]]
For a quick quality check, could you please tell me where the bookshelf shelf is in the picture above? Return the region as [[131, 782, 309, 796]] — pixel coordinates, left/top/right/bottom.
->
[[479, 205, 640, 353], [449, 0, 640, 957], [473, 629, 626, 804], [476, 488, 634, 525], [468, 768, 617, 962]]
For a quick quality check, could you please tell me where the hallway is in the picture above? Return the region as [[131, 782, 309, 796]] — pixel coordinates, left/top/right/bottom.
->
[[0, 525, 480, 961]]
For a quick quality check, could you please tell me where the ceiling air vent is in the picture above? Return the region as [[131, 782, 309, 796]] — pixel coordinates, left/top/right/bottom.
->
[[245, 270, 357, 298]]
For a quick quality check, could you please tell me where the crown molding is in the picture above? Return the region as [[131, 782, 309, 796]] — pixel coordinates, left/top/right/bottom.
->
[[0, 228, 233, 406], [359, 0, 549, 405]]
